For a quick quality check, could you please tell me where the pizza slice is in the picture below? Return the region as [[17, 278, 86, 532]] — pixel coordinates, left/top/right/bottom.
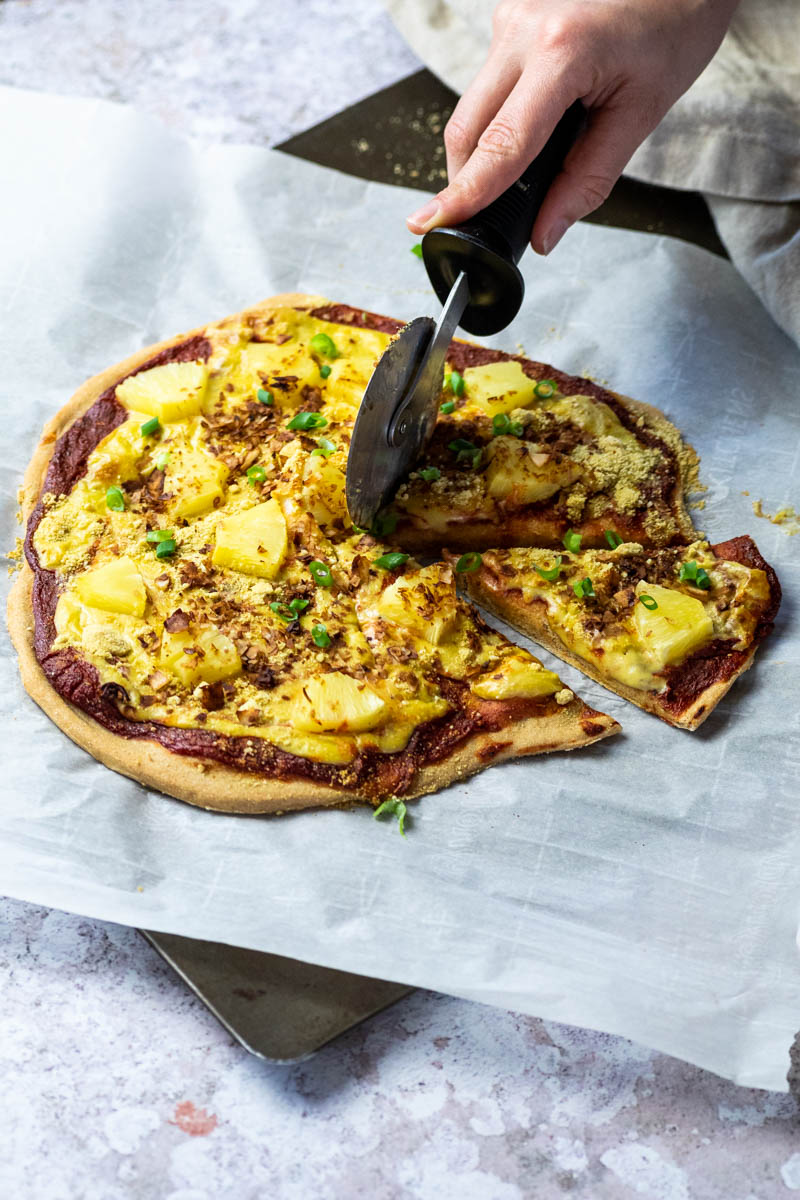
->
[[447, 535, 781, 730], [310, 303, 699, 554], [8, 294, 620, 815]]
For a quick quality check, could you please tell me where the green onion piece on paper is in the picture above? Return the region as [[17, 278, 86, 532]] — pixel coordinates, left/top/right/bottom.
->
[[573, 576, 595, 600], [155, 538, 177, 559], [309, 560, 333, 587], [310, 332, 338, 360], [373, 796, 407, 837], [454, 552, 482, 573], [311, 623, 332, 648], [563, 528, 582, 554], [287, 411, 327, 432], [535, 555, 562, 582], [374, 552, 409, 571], [639, 594, 659, 610], [105, 486, 125, 512], [140, 416, 161, 437], [257, 388, 273, 405], [604, 530, 623, 549], [411, 243, 423, 259]]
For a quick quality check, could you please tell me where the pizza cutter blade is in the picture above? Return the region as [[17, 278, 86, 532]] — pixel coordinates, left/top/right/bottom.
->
[[345, 101, 585, 529]]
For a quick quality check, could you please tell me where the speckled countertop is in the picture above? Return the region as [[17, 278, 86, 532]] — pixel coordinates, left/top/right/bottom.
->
[[1, 3, 799, 1197]]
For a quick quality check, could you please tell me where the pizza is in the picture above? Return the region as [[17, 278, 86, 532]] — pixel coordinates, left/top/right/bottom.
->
[[7, 295, 620, 815], [446, 535, 781, 730]]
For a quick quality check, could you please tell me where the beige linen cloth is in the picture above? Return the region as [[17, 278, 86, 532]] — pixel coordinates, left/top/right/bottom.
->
[[384, 0, 800, 347]]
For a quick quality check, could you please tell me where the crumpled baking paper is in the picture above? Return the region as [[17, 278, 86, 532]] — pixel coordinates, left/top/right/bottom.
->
[[1, 86, 798, 1091]]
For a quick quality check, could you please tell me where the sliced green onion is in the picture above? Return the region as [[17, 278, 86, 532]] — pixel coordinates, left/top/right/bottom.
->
[[492, 413, 510, 435], [374, 552, 409, 571], [373, 796, 407, 837], [257, 388, 273, 405], [155, 450, 171, 470], [440, 400, 455, 414], [695, 567, 711, 590], [679, 560, 711, 590], [573, 576, 595, 600], [563, 528, 582, 554], [140, 416, 161, 437], [534, 379, 556, 399], [371, 511, 398, 537], [246, 465, 267, 485], [310, 332, 338, 360], [311, 437, 336, 459], [535, 555, 562, 582], [418, 466, 441, 483], [290, 597, 309, 614], [454, 552, 482, 573], [447, 369, 465, 397], [155, 538, 177, 559], [311, 623, 332, 648], [319, 364, 332, 380], [287, 411, 327, 432], [604, 530, 622, 549], [309, 560, 333, 588], [146, 529, 175, 544], [449, 438, 480, 465], [270, 597, 309, 622], [639, 594, 659, 610], [105, 486, 125, 512], [411, 243, 423, 259]]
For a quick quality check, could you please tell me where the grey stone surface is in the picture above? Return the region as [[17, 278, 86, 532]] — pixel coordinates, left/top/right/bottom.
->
[[1, 2, 799, 1195]]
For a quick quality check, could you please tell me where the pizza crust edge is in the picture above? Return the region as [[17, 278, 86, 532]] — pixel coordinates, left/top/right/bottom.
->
[[7, 294, 619, 815]]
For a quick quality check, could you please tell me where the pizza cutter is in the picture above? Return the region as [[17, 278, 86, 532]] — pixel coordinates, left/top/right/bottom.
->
[[346, 101, 585, 529]]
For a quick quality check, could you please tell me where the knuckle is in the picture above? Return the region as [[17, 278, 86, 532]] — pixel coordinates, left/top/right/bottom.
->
[[444, 114, 472, 155], [537, 11, 578, 57], [477, 117, 520, 159], [574, 172, 615, 212]]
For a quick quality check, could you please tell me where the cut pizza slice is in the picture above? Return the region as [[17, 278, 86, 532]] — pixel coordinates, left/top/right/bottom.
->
[[447, 535, 781, 730], [10, 294, 621, 816]]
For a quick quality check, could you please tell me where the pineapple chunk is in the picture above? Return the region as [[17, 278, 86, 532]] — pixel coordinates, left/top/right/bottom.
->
[[264, 726, 357, 765], [461, 360, 538, 415], [74, 557, 147, 618], [161, 625, 241, 687], [293, 672, 386, 734], [163, 440, 229, 519], [116, 361, 207, 422], [548, 395, 627, 439], [237, 342, 320, 408], [472, 652, 561, 700], [486, 436, 581, 504], [302, 456, 347, 525], [212, 499, 288, 579], [633, 582, 713, 669], [375, 563, 458, 645]]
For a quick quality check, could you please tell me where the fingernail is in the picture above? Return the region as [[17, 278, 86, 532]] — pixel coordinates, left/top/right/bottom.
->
[[541, 219, 570, 256], [406, 199, 441, 233]]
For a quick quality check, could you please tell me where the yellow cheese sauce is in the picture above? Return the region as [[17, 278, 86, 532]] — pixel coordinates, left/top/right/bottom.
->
[[480, 541, 770, 694], [34, 308, 565, 764]]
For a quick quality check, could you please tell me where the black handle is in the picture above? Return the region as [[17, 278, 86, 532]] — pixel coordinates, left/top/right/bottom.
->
[[422, 101, 585, 336]]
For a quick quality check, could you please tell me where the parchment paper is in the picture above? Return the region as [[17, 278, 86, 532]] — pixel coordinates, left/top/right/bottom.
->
[[1, 86, 798, 1092]]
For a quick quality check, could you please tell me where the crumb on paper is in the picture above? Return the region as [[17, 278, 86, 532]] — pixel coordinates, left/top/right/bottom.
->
[[6, 536, 23, 574], [741, 489, 750, 496], [136, 885, 144, 893], [752, 499, 799, 534]]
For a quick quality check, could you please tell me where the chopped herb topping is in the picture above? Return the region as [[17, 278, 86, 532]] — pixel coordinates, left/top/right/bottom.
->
[[311, 437, 336, 459], [257, 388, 273, 405], [371, 511, 398, 538], [105, 486, 125, 512], [374, 551, 409, 571], [373, 796, 407, 836], [563, 528, 582, 553], [534, 379, 556, 399], [146, 529, 175, 544], [311, 622, 332, 648], [411, 243, 423, 259], [155, 538, 177, 559], [310, 332, 338, 360], [155, 450, 171, 470], [418, 466, 441, 483], [309, 560, 333, 588], [604, 530, 623, 549], [573, 576, 595, 600], [319, 364, 332, 380], [447, 369, 466, 397], [287, 411, 327, 432], [140, 416, 161, 437], [246, 465, 267, 485], [440, 399, 455, 414], [535, 555, 563, 582], [454, 551, 483, 573], [449, 438, 481, 466], [492, 413, 524, 437], [639, 594, 659, 610], [679, 560, 712, 589], [270, 597, 309, 622]]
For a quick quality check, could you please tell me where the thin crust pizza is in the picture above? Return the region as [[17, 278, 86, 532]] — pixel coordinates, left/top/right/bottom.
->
[[8, 295, 619, 815], [447, 535, 780, 730]]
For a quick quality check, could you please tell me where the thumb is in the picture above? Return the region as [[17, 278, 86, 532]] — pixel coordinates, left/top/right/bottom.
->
[[531, 102, 657, 255]]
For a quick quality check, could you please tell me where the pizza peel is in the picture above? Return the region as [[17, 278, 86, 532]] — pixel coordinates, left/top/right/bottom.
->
[[346, 101, 585, 528]]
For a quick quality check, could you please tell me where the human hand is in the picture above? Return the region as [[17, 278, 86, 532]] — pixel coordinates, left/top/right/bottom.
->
[[406, 0, 739, 254]]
